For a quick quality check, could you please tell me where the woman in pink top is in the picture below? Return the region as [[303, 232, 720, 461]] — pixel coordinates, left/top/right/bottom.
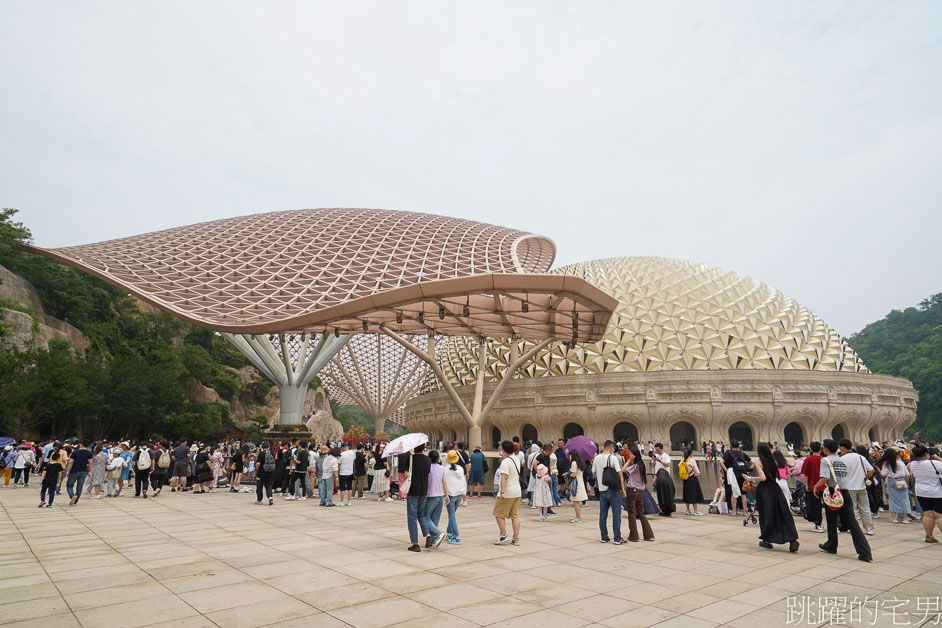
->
[[790, 450, 807, 498]]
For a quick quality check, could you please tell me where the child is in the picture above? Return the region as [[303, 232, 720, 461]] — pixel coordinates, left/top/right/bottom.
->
[[708, 486, 728, 514], [40, 449, 63, 508], [444, 450, 467, 544], [533, 464, 553, 521]]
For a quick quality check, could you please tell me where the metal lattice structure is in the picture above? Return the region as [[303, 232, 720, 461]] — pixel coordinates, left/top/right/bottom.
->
[[27, 208, 614, 338], [430, 256, 869, 389], [29, 208, 618, 426], [321, 334, 435, 433]]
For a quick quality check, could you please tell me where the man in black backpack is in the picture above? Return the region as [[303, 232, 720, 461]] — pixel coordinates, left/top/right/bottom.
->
[[722, 440, 751, 516], [255, 441, 275, 506], [591, 440, 627, 545]]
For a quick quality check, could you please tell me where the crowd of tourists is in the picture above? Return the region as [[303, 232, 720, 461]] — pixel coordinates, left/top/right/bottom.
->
[[2, 433, 941, 559]]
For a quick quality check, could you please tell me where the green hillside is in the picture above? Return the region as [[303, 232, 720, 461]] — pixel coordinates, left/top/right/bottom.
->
[[849, 294, 942, 440]]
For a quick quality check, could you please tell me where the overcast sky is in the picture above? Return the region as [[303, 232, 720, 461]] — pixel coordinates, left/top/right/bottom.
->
[[1, 2, 939, 336]]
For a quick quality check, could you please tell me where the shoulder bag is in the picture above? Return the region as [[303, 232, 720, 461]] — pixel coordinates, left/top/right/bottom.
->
[[822, 458, 844, 510], [601, 454, 620, 489], [861, 456, 873, 487]]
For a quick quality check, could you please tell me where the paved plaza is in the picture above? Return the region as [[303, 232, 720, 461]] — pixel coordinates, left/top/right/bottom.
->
[[1, 487, 941, 628]]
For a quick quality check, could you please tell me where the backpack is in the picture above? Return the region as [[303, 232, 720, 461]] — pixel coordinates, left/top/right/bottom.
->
[[157, 450, 171, 469], [678, 458, 690, 480], [262, 450, 275, 473], [137, 449, 151, 470], [601, 454, 621, 489]]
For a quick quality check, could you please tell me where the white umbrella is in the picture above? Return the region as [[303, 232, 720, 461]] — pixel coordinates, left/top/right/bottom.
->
[[382, 433, 429, 457]]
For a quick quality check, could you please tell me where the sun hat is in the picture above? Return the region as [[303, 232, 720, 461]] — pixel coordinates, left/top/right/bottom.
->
[[474, 446, 481, 451], [445, 450, 460, 464]]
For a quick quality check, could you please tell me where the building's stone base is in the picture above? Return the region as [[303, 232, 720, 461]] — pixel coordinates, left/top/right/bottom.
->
[[404, 370, 917, 451]]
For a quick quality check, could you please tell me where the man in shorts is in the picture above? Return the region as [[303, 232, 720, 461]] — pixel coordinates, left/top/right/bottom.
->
[[493, 440, 522, 546], [172, 439, 191, 492]]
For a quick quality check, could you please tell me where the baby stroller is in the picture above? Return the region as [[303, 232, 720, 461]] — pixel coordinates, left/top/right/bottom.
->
[[790, 484, 806, 517], [742, 483, 758, 526]]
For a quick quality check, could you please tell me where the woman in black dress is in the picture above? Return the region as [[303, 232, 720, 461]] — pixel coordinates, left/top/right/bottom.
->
[[745, 442, 799, 552], [681, 448, 704, 515], [230, 445, 247, 493], [273, 442, 289, 493], [193, 445, 214, 493]]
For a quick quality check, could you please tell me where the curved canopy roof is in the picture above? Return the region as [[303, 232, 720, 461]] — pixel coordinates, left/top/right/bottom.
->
[[28, 208, 617, 340]]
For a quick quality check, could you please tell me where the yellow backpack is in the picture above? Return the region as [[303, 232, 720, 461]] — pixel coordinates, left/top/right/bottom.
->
[[678, 457, 690, 480]]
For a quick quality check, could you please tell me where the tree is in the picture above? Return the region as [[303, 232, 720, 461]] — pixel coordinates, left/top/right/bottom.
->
[[850, 293, 942, 439], [343, 425, 370, 447]]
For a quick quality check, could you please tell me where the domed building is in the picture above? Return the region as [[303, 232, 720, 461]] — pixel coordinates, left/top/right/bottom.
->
[[403, 257, 918, 451]]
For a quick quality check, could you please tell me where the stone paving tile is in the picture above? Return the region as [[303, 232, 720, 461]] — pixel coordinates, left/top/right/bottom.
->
[[178, 580, 289, 614], [206, 597, 319, 628], [1, 613, 82, 628], [687, 600, 761, 623], [73, 594, 200, 627], [451, 596, 542, 624], [598, 606, 678, 627], [405, 582, 503, 611], [328, 596, 437, 628]]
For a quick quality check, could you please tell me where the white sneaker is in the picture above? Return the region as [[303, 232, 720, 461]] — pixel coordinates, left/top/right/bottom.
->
[[811, 525, 825, 533], [865, 529, 875, 536], [299, 497, 307, 501], [285, 496, 296, 501], [346, 502, 351, 507], [385, 497, 393, 502]]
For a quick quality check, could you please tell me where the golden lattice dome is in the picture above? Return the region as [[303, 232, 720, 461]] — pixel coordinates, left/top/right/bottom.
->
[[433, 256, 868, 386]]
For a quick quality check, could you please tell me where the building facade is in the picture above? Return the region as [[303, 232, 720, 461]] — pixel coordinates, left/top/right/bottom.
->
[[404, 257, 918, 450]]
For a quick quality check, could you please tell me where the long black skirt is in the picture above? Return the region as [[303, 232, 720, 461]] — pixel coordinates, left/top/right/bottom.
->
[[683, 476, 704, 504], [756, 480, 798, 544], [654, 469, 675, 513]]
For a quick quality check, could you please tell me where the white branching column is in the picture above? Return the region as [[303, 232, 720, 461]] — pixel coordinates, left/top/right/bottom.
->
[[380, 325, 550, 449], [321, 334, 429, 435], [221, 332, 351, 425]]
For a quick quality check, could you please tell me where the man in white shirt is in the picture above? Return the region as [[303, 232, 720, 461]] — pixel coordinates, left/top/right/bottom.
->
[[493, 441, 522, 546], [338, 443, 356, 507], [591, 440, 626, 544], [838, 439, 875, 535]]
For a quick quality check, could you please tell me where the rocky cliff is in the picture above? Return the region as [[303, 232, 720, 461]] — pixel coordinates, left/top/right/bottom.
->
[[0, 264, 88, 353]]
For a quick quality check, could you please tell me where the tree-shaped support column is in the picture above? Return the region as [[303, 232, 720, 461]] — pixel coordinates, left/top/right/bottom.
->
[[381, 325, 550, 449], [321, 334, 430, 436], [221, 332, 350, 425]]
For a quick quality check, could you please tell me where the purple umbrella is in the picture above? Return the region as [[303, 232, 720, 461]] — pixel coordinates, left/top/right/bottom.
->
[[564, 435, 598, 464]]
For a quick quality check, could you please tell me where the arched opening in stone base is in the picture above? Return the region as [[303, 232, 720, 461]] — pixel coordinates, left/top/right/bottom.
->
[[613, 421, 639, 444], [522, 424, 538, 445], [868, 428, 876, 443], [669, 421, 697, 451], [784, 422, 805, 450], [728, 421, 755, 451], [491, 426, 501, 450], [831, 423, 847, 441], [563, 422, 584, 440]]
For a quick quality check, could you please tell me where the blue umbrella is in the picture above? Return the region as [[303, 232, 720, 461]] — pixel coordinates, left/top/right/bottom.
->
[[0, 437, 15, 448]]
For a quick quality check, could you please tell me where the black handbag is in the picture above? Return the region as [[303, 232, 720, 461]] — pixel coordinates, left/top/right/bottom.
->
[[601, 454, 620, 489]]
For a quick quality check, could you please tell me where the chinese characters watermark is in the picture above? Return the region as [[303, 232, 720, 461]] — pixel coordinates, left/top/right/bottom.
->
[[786, 596, 941, 625]]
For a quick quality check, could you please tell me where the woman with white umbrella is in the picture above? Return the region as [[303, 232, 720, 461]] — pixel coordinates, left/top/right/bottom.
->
[[384, 434, 438, 551]]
